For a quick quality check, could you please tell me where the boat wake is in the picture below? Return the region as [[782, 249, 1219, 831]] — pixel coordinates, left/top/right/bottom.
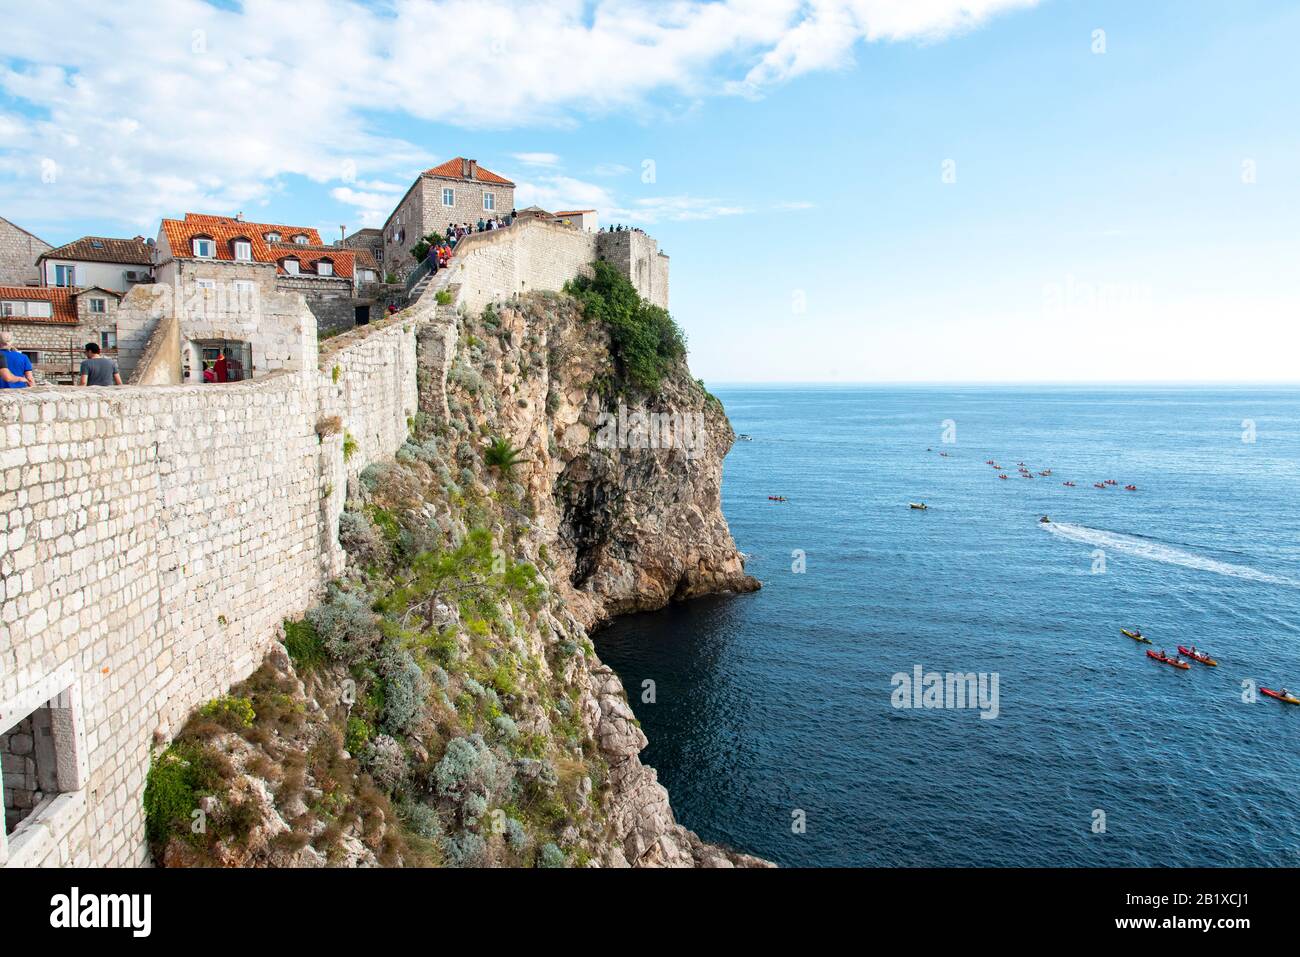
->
[[1041, 522, 1300, 588]]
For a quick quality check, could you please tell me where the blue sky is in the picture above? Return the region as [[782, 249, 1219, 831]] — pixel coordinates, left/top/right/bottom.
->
[[2, 0, 1298, 382]]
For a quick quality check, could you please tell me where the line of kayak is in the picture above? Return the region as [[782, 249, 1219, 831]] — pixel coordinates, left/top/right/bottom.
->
[[1123, 629, 1298, 704]]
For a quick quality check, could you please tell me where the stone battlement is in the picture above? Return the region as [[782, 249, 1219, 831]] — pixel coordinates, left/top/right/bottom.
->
[[431, 218, 669, 315]]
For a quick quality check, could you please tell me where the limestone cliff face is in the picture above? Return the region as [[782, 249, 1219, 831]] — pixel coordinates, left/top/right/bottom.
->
[[430, 292, 764, 866], [150, 290, 767, 869], [441, 293, 760, 630]]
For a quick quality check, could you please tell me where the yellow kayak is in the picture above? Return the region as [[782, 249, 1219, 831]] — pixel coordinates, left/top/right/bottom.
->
[[1121, 629, 1152, 644]]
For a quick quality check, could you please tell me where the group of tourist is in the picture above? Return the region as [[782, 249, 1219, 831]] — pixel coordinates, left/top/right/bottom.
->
[[201, 348, 244, 383], [0, 332, 120, 387], [602, 224, 644, 234], [446, 210, 516, 248]]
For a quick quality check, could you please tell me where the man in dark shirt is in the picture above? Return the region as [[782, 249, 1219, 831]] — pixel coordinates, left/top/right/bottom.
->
[[79, 342, 121, 386]]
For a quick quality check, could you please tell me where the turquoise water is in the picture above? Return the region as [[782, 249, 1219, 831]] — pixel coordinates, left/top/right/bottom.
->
[[593, 387, 1300, 866]]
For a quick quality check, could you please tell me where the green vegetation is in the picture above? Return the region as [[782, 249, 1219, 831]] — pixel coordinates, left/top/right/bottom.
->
[[143, 742, 223, 847], [343, 430, 358, 462], [409, 231, 446, 264], [435, 290, 453, 306], [198, 695, 256, 729], [565, 260, 687, 393], [332, 364, 341, 384], [283, 618, 327, 670], [483, 437, 526, 478]]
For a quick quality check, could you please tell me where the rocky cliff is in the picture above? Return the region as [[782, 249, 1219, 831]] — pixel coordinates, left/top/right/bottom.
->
[[146, 282, 765, 868]]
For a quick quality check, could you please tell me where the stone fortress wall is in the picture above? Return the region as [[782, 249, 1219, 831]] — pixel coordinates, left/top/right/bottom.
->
[[0, 216, 666, 867], [0, 304, 425, 867], [435, 218, 669, 315]]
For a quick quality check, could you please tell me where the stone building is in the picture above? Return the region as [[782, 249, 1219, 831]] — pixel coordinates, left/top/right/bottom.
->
[[382, 157, 515, 277], [36, 236, 153, 292], [153, 213, 366, 378], [340, 227, 384, 279], [555, 209, 599, 232], [0, 216, 51, 286], [0, 285, 121, 380]]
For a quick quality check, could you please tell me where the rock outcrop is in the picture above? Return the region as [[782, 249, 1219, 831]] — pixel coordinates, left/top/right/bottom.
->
[[148, 287, 768, 868]]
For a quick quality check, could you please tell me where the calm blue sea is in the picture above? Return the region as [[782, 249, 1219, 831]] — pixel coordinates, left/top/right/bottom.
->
[[593, 386, 1300, 867]]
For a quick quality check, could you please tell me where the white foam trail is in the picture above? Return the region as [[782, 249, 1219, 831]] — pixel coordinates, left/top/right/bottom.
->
[[1042, 522, 1300, 588]]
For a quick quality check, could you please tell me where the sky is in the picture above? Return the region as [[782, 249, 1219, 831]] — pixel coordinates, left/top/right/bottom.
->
[[1, 0, 1297, 383]]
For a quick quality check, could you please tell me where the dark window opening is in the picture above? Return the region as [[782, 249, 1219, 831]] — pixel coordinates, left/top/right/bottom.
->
[[2, 704, 61, 837]]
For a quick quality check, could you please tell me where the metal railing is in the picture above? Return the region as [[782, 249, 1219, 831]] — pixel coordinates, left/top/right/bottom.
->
[[403, 256, 434, 296]]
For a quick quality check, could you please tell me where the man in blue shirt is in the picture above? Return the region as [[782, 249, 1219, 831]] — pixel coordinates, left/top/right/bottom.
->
[[0, 331, 34, 387]]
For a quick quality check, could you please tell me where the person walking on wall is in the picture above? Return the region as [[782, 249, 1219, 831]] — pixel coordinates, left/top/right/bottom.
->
[[0, 331, 34, 387], [79, 342, 121, 386]]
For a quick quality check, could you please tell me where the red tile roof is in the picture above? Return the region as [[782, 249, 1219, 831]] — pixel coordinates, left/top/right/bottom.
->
[[40, 236, 152, 266], [352, 249, 380, 270], [0, 285, 78, 324], [270, 244, 354, 279], [160, 214, 324, 264], [424, 157, 515, 186]]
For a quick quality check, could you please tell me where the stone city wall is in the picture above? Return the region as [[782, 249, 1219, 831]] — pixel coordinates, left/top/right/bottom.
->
[[0, 305, 430, 867]]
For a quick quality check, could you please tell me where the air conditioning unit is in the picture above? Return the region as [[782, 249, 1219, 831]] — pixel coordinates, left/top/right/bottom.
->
[[125, 271, 148, 282]]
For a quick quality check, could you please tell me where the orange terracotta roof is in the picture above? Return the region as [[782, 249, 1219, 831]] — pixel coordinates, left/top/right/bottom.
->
[[554, 210, 596, 215], [270, 244, 354, 279], [352, 249, 380, 270], [0, 285, 78, 324], [424, 157, 515, 186], [160, 214, 325, 264], [40, 236, 152, 266]]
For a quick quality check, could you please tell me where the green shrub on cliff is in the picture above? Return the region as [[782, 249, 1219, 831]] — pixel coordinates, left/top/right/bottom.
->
[[484, 437, 526, 477], [143, 742, 224, 847], [565, 260, 686, 393]]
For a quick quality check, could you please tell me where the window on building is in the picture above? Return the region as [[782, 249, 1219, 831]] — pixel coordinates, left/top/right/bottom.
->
[[292, 234, 309, 245], [192, 237, 215, 258], [282, 258, 299, 275], [26, 301, 52, 318], [317, 260, 334, 276], [1, 684, 85, 861], [88, 298, 106, 314], [484, 192, 495, 211], [196, 278, 217, 291], [54, 264, 75, 287], [2, 300, 45, 317], [442, 187, 455, 207], [100, 331, 116, 351], [21, 351, 39, 365], [233, 240, 252, 261], [265, 232, 281, 242]]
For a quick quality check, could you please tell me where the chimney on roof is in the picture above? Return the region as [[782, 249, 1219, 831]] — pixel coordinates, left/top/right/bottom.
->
[[236, 211, 244, 221]]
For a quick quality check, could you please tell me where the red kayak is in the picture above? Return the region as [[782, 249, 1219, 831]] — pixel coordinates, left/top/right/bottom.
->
[[1261, 688, 1300, 705], [1177, 646, 1218, 666], [1147, 650, 1191, 670]]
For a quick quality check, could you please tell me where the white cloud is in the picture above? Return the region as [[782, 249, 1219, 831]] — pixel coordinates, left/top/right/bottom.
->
[[614, 196, 749, 224], [0, 0, 1039, 227], [512, 152, 562, 167]]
